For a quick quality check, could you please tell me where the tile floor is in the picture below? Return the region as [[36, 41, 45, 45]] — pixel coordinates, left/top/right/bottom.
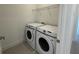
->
[[3, 42, 37, 54]]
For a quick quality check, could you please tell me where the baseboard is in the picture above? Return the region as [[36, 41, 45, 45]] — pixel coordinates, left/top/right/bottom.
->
[[2, 40, 23, 51]]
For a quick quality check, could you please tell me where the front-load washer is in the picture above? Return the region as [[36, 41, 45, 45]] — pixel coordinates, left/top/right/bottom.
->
[[36, 25, 58, 54], [24, 23, 45, 49]]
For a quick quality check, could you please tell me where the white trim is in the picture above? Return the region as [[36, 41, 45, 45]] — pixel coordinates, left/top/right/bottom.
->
[[0, 41, 2, 53], [56, 4, 77, 54]]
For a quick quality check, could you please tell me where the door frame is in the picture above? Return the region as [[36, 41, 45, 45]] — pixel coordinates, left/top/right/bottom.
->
[[56, 4, 78, 54]]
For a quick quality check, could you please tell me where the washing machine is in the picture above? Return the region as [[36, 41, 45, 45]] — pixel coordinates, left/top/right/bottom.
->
[[24, 23, 45, 49], [36, 25, 58, 54]]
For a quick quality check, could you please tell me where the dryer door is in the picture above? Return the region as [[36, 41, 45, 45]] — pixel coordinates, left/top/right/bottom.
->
[[25, 27, 34, 42], [36, 31, 55, 54]]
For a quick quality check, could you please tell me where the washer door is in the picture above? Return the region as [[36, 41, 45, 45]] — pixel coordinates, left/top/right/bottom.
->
[[25, 28, 34, 42], [36, 31, 55, 54]]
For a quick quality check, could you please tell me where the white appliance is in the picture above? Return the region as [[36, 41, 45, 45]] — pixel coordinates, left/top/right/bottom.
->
[[36, 25, 58, 54], [24, 23, 45, 49]]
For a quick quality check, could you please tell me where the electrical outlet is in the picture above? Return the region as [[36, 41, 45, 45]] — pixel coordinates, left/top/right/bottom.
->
[[57, 40, 60, 43], [0, 36, 5, 40]]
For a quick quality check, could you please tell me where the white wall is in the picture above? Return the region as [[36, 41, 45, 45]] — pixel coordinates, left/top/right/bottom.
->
[[34, 4, 59, 26], [0, 4, 36, 50], [0, 4, 59, 51], [57, 5, 77, 54], [36, 4, 53, 8], [70, 5, 79, 54]]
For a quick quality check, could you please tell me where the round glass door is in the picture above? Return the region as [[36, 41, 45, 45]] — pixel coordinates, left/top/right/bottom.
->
[[39, 37, 49, 52], [26, 30, 32, 40]]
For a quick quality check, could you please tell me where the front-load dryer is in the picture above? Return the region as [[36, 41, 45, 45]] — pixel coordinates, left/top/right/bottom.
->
[[36, 25, 58, 54], [24, 23, 45, 49]]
